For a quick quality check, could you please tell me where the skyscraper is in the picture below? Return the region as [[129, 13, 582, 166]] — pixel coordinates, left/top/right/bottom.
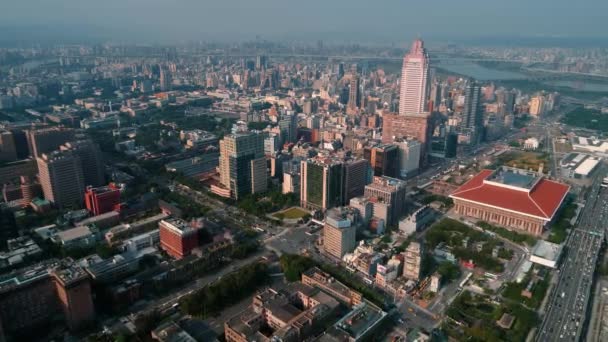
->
[[219, 131, 267, 200], [347, 65, 360, 114], [300, 155, 370, 211], [37, 150, 85, 209], [26, 127, 75, 158], [364, 144, 399, 178], [460, 82, 483, 144], [399, 39, 430, 116], [300, 157, 345, 211], [52, 265, 95, 331], [159, 65, 171, 92], [61, 140, 105, 188], [0, 129, 17, 162]]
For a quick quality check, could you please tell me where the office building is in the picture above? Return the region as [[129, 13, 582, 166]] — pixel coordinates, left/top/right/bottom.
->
[[218, 131, 267, 200], [347, 65, 360, 114], [349, 196, 374, 225], [278, 113, 298, 144], [395, 139, 421, 178], [37, 150, 85, 209], [324, 208, 357, 259], [399, 39, 430, 116], [52, 265, 95, 330], [26, 127, 75, 158], [529, 96, 545, 117], [282, 171, 300, 195], [0, 261, 94, 340], [382, 113, 430, 165], [300, 155, 370, 211], [159, 219, 199, 259], [159, 65, 171, 92], [364, 176, 407, 226], [364, 144, 399, 178], [60, 140, 105, 187], [0, 130, 17, 162], [0, 262, 58, 339], [450, 167, 570, 236], [460, 82, 483, 145], [84, 184, 120, 216], [403, 242, 422, 281]]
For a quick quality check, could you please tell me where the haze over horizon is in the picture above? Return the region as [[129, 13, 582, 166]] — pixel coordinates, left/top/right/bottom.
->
[[2, 0, 608, 45]]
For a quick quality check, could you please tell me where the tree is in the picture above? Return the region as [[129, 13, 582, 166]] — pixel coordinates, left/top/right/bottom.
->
[[280, 254, 316, 282]]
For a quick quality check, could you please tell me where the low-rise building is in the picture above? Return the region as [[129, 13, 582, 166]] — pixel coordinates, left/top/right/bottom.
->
[[530, 240, 563, 269], [559, 152, 601, 179], [54, 225, 100, 249], [399, 205, 435, 236], [224, 284, 339, 342]]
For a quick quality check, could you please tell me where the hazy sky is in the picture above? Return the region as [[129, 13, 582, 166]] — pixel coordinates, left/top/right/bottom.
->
[[2, 0, 607, 43]]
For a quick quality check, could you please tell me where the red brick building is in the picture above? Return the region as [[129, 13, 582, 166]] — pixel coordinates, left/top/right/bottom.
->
[[450, 167, 570, 236], [84, 184, 120, 216], [159, 219, 199, 259], [382, 113, 430, 145], [382, 113, 431, 165]]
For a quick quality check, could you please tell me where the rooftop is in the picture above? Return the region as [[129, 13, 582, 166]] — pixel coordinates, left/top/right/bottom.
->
[[56, 225, 97, 242], [531, 240, 563, 262], [326, 302, 386, 340], [450, 168, 570, 220], [485, 166, 541, 190]]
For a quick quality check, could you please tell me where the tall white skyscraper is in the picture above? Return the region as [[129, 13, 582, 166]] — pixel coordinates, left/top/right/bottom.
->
[[399, 39, 430, 116]]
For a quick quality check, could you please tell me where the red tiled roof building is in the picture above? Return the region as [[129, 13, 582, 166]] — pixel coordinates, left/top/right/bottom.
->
[[449, 167, 569, 236]]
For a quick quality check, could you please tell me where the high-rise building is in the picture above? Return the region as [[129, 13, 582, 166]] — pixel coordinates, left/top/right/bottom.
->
[[52, 265, 95, 331], [347, 65, 360, 114], [0, 130, 17, 162], [159, 219, 199, 259], [528, 96, 545, 117], [364, 144, 399, 178], [323, 208, 357, 259], [403, 242, 422, 280], [37, 150, 85, 209], [399, 39, 430, 116], [300, 157, 345, 211], [343, 158, 371, 202], [26, 127, 75, 158], [60, 140, 105, 188], [159, 65, 171, 92], [278, 113, 298, 144], [364, 176, 407, 226], [300, 155, 370, 211], [460, 82, 483, 144], [84, 184, 120, 216], [395, 139, 421, 178], [382, 113, 430, 166], [219, 131, 267, 200], [0, 261, 95, 340]]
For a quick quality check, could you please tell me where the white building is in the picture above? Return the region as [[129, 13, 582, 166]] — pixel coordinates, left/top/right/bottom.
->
[[571, 136, 608, 155], [399, 205, 435, 237], [530, 240, 563, 269], [399, 39, 430, 116], [560, 152, 601, 179], [395, 139, 421, 178], [282, 171, 300, 194], [523, 137, 539, 150]]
